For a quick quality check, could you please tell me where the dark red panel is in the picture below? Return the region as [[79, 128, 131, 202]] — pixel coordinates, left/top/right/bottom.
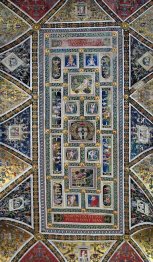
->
[[21, 242, 59, 262], [102, 0, 148, 20], [11, 0, 59, 21], [109, 242, 143, 262]]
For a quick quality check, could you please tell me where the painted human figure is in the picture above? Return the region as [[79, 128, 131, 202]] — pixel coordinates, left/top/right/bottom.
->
[[53, 183, 62, 205], [89, 103, 96, 114], [66, 54, 76, 67], [88, 149, 98, 160], [76, 78, 89, 93], [52, 57, 61, 79], [66, 149, 77, 160], [90, 196, 99, 207], [67, 195, 77, 207], [87, 55, 96, 66], [80, 250, 89, 262], [66, 103, 75, 113]]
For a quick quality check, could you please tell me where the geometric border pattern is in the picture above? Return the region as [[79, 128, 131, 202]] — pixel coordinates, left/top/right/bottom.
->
[[0, 0, 152, 261]]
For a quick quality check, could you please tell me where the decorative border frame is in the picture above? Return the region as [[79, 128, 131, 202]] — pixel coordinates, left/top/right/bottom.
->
[[0, 1, 152, 261], [39, 27, 124, 235]]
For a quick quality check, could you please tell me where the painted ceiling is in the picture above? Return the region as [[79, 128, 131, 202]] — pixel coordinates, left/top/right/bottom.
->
[[0, 0, 153, 261]]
